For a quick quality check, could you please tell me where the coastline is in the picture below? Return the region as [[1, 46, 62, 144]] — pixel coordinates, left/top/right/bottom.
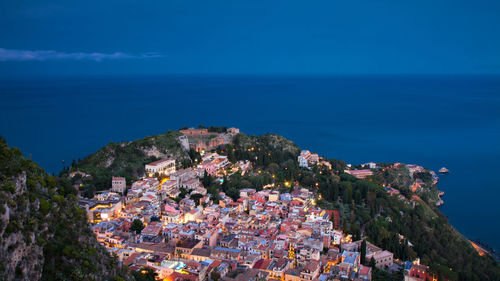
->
[[436, 190, 445, 207], [470, 240, 492, 257], [1, 75, 499, 265], [433, 171, 499, 260]]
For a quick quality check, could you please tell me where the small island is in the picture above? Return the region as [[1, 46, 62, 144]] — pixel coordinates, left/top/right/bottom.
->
[[439, 167, 450, 174]]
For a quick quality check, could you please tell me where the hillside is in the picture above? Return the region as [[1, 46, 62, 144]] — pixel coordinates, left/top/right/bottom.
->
[[212, 132, 500, 280], [64, 130, 189, 197], [4, 127, 499, 280], [0, 137, 126, 281]]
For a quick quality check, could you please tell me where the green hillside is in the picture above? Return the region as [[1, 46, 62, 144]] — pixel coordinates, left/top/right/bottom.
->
[[63, 130, 189, 197]]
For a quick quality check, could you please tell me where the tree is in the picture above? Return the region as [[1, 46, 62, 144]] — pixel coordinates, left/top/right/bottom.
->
[[132, 268, 157, 281], [210, 271, 221, 281], [332, 182, 339, 201], [189, 148, 201, 163], [354, 190, 362, 204], [179, 188, 188, 199], [221, 175, 228, 192], [181, 158, 192, 169], [39, 199, 50, 215], [369, 257, 376, 268], [176, 249, 182, 260], [130, 219, 144, 234], [343, 185, 353, 203], [361, 240, 367, 265], [202, 170, 212, 187], [190, 193, 203, 205]]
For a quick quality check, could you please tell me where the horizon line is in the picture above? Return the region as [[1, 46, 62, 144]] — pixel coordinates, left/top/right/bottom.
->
[[2, 73, 500, 80]]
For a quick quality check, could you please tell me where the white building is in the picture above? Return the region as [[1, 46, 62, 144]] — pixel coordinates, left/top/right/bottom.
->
[[332, 230, 343, 245], [145, 158, 176, 176], [268, 191, 280, 202], [180, 178, 202, 190], [227, 127, 240, 135], [111, 177, 126, 194], [363, 162, 377, 169], [298, 150, 320, 168], [367, 250, 394, 269]]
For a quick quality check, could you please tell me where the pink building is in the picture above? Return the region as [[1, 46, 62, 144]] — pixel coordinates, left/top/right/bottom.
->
[[345, 169, 373, 179]]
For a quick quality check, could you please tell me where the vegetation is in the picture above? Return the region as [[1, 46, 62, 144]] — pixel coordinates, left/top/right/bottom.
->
[[130, 219, 144, 234], [3, 127, 499, 280], [372, 267, 401, 281], [360, 239, 367, 265], [61, 130, 189, 198], [0, 137, 130, 280], [131, 268, 156, 281], [179, 125, 228, 133], [213, 133, 500, 280]]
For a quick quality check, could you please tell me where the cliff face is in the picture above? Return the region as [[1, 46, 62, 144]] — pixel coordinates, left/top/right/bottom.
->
[[0, 137, 121, 281], [0, 172, 44, 280]]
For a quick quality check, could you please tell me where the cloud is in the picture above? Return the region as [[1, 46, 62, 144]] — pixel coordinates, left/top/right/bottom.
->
[[0, 48, 163, 62]]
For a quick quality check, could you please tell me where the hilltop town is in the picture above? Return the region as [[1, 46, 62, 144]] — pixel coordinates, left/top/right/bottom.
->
[[74, 127, 445, 281]]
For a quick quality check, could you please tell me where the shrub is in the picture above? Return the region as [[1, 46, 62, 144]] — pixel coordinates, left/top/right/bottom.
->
[[39, 199, 50, 215]]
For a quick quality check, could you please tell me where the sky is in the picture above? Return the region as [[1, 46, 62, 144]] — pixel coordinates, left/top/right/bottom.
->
[[1, 0, 500, 76]]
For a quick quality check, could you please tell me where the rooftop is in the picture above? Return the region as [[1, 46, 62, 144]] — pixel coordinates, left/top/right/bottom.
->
[[176, 238, 201, 249]]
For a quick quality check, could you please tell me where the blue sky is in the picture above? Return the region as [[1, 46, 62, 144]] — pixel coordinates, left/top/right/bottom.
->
[[1, 0, 500, 76]]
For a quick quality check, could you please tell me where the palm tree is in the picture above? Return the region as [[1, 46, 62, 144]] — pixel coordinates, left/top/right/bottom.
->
[[176, 249, 182, 260]]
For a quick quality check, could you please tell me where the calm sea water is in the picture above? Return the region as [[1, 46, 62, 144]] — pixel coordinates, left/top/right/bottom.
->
[[1, 75, 499, 251]]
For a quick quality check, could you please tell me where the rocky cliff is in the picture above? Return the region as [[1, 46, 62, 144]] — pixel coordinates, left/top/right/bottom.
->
[[0, 137, 123, 281]]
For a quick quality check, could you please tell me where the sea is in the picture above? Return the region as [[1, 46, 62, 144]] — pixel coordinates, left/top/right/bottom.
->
[[1, 75, 499, 253]]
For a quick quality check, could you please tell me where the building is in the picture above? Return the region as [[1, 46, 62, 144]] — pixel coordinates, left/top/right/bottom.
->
[[283, 260, 321, 281], [145, 158, 176, 176], [131, 178, 159, 190], [298, 150, 310, 168], [341, 240, 391, 269], [345, 169, 373, 179], [211, 247, 241, 261], [298, 150, 320, 168], [190, 248, 212, 262], [300, 260, 321, 280], [180, 128, 210, 136], [358, 265, 372, 280], [208, 136, 225, 149], [404, 263, 435, 281], [176, 239, 203, 259], [111, 176, 126, 194], [339, 251, 360, 276], [367, 250, 393, 269], [180, 178, 202, 190], [363, 162, 377, 169], [227, 127, 240, 135], [197, 155, 229, 176], [141, 223, 162, 238], [268, 191, 280, 202], [184, 209, 202, 222], [194, 140, 207, 153], [84, 199, 123, 223], [266, 258, 289, 280]]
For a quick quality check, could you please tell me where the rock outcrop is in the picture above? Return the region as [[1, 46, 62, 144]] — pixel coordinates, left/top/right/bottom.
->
[[0, 137, 124, 281]]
